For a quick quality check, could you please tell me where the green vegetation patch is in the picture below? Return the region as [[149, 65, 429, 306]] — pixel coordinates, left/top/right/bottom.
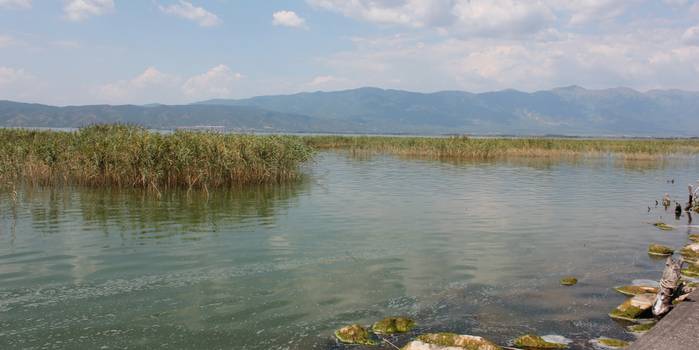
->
[[560, 277, 578, 286], [303, 136, 699, 160], [648, 244, 674, 256], [0, 125, 314, 190], [334, 324, 378, 345], [372, 317, 415, 334], [415, 333, 501, 350], [513, 335, 567, 349]]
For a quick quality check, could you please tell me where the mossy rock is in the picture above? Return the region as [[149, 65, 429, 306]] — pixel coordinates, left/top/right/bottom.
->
[[513, 335, 567, 349], [592, 337, 630, 349], [689, 234, 699, 243], [680, 243, 699, 262], [681, 263, 699, 278], [648, 244, 674, 256], [560, 277, 578, 286], [608, 294, 654, 321], [406, 333, 501, 350], [627, 321, 656, 334], [334, 324, 378, 345], [372, 317, 415, 334], [614, 285, 658, 297], [653, 222, 673, 231]]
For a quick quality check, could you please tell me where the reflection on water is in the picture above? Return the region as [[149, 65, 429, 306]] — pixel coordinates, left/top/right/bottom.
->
[[1, 152, 698, 349]]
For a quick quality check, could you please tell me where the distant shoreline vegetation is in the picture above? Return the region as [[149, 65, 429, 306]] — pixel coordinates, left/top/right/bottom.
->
[[0, 125, 314, 191], [3, 125, 699, 191], [302, 135, 699, 160]]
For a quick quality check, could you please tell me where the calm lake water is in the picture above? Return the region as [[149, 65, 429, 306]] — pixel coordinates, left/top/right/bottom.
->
[[1, 152, 698, 350]]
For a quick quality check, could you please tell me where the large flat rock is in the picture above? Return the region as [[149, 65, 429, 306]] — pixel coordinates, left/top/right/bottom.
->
[[629, 290, 699, 350]]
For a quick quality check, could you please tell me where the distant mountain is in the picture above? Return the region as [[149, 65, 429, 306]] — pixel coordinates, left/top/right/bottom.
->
[[3, 86, 699, 136], [197, 86, 699, 136], [0, 101, 359, 133]]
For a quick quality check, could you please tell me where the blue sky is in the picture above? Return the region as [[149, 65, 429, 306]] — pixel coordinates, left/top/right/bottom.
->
[[1, 0, 699, 105]]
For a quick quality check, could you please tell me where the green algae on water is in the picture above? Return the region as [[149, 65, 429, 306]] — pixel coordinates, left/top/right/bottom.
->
[[413, 333, 501, 350], [372, 317, 415, 334]]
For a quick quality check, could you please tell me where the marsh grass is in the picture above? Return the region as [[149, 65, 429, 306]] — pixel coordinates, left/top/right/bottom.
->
[[303, 136, 699, 160], [0, 125, 314, 191]]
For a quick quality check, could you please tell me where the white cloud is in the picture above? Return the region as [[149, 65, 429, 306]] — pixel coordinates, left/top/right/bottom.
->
[[0, 66, 42, 101], [95, 65, 243, 103], [309, 0, 555, 38], [182, 64, 242, 99], [557, 0, 638, 25], [683, 24, 699, 45], [0, 0, 31, 9], [0, 35, 14, 48], [272, 10, 307, 28], [159, 1, 221, 27], [304, 75, 353, 90], [96, 67, 181, 103], [316, 26, 699, 93], [63, 0, 114, 21]]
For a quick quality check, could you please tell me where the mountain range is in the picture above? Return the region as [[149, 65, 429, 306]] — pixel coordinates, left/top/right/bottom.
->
[[2, 86, 698, 136]]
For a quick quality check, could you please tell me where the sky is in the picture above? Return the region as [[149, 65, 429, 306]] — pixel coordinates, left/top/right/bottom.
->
[[1, 0, 699, 105]]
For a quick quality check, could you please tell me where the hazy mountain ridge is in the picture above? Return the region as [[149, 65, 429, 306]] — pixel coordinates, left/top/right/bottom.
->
[[2, 86, 699, 136], [198, 86, 699, 136]]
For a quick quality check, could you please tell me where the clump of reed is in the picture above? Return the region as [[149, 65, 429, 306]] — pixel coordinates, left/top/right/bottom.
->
[[0, 125, 314, 191], [303, 135, 699, 160]]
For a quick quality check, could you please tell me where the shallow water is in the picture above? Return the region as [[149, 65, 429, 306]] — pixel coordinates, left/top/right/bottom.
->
[[1, 152, 698, 349]]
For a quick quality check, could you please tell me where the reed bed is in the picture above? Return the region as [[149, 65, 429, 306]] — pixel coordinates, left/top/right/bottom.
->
[[303, 135, 699, 160], [0, 125, 314, 190]]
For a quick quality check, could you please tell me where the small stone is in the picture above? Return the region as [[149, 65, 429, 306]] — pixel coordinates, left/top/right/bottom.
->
[[372, 317, 415, 334], [513, 334, 567, 349], [402, 333, 501, 350], [680, 243, 699, 262], [614, 285, 659, 297], [648, 244, 674, 256], [560, 277, 578, 286], [334, 324, 378, 345], [591, 337, 630, 349]]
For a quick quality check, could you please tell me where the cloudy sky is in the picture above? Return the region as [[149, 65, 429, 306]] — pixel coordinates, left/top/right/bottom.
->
[[1, 0, 699, 105]]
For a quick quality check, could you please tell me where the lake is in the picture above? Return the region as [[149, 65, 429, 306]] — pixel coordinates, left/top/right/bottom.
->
[[1, 152, 698, 349]]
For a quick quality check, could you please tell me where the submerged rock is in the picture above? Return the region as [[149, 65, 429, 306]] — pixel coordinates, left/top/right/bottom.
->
[[648, 244, 674, 256], [680, 243, 699, 262], [608, 294, 655, 321], [627, 321, 656, 335], [614, 285, 659, 296], [401, 333, 501, 350], [653, 222, 674, 231], [560, 277, 578, 286], [513, 334, 567, 349], [590, 337, 630, 349], [372, 317, 415, 334], [689, 234, 699, 243], [334, 324, 378, 345]]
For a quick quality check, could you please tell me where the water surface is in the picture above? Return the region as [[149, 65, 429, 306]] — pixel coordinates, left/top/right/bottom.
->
[[1, 152, 698, 349]]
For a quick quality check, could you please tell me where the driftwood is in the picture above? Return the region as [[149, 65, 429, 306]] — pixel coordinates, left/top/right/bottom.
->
[[652, 257, 682, 317]]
